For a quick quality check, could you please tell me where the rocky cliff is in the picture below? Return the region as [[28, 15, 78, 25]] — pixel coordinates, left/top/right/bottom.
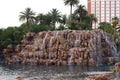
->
[[3, 29, 119, 66]]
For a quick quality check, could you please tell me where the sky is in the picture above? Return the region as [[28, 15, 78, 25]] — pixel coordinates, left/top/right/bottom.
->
[[0, 0, 87, 29]]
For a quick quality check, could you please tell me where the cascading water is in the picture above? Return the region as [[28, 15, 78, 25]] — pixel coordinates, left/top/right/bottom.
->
[[3, 29, 119, 66]]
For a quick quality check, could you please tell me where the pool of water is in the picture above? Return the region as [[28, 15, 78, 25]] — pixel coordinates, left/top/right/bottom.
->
[[0, 64, 119, 80]]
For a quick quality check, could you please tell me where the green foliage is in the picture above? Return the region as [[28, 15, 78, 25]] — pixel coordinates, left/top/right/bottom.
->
[[79, 22, 91, 30], [112, 17, 119, 27], [99, 22, 114, 34], [19, 7, 36, 32], [48, 8, 61, 29], [116, 40, 120, 55], [110, 66, 115, 72], [36, 13, 52, 25], [0, 26, 26, 50], [74, 5, 88, 23], [29, 25, 54, 33], [64, 0, 79, 6], [88, 14, 97, 28], [57, 25, 66, 30]]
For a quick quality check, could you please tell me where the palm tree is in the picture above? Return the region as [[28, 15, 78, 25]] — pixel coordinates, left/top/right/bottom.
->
[[19, 8, 35, 31], [64, 0, 79, 21], [60, 15, 67, 26], [99, 22, 113, 34], [112, 17, 119, 41], [112, 17, 119, 27], [36, 13, 45, 25], [112, 17, 119, 35], [88, 14, 97, 28], [74, 5, 87, 23], [48, 8, 61, 29]]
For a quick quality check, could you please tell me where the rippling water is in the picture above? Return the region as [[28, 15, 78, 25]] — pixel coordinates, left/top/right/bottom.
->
[[0, 64, 119, 80]]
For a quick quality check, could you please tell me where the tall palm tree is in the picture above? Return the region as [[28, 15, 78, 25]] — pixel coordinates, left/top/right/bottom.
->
[[74, 5, 87, 23], [64, 0, 79, 21], [88, 14, 97, 28], [48, 8, 61, 29], [19, 8, 35, 31]]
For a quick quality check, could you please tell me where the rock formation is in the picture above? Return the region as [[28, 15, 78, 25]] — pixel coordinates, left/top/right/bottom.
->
[[3, 29, 119, 66], [86, 73, 114, 80], [114, 62, 120, 72]]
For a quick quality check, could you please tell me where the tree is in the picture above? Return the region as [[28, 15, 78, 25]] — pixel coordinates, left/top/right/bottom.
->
[[64, 0, 79, 21], [88, 14, 97, 28], [112, 17, 119, 27], [48, 8, 61, 29], [0, 29, 3, 40], [19, 8, 35, 31], [59, 15, 67, 26], [112, 17, 119, 35], [112, 17, 120, 45], [74, 5, 87, 23], [35, 13, 45, 25], [99, 22, 114, 34]]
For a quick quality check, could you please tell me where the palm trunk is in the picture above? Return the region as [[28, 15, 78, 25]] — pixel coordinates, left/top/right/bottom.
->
[[70, 4, 72, 22], [53, 22, 56, 30], [26, 19, 29, 32]]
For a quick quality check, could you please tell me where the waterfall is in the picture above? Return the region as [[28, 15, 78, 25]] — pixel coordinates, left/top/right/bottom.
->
[[74, 33, 80, 47], [40, 33, 48, 51], [5, 29, 119, 66]]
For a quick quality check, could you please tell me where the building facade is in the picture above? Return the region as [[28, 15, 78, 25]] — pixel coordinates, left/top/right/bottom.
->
[[88, 0, 120, 28]]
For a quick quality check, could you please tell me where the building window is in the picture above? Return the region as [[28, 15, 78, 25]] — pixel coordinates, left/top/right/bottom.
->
[[111, 1, 114, 5], [91, 1, 95, 5], [111, 8, 114, 11], [106, 1, 109, 5], [116, 14, 119, 17], [116, 8, 119, 11]]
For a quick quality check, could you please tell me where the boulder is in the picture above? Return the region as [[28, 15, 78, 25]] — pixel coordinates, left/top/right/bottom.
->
[[114, 62, 120, 72], [87, 73, 114, 80]]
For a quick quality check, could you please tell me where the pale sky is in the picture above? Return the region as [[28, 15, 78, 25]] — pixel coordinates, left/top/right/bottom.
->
[[0, 0, 87, 29]]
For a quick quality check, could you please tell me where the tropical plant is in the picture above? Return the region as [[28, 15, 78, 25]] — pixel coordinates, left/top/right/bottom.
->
[[68, 19, 79, 30], [57, 25, 66, 30], [19, 8, 35, 31], [99, 22, 114, 34], [35, 13, 45, 25], [64, 0, 79, 21], [79, 21, 90, 30], [59, 15, 67, 27], [30, 25, 54, 33], [88, 14, 97, 28], [74, 5, 87, 23], [48, 8, 61, 29], [112, 17, 119, 27], [112, 17, 119, 36]]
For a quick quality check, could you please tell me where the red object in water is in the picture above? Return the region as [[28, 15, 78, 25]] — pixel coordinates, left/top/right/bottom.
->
[[16, 76, 23, 80]]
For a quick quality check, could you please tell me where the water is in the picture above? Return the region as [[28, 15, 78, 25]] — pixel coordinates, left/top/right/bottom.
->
[[0, 64, 119, 80]]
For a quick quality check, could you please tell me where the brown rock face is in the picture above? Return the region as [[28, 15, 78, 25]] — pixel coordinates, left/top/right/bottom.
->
[[114, 62, 120, 72], [3, 30, 119, 66], [87, 73, 114, 80]]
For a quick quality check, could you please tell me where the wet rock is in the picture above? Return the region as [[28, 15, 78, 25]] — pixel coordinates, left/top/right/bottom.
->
[[87, 73, 114, 80], [3, 30, 119, 66], [16, 76, 23, 80], [114, 62, 120, 72]]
